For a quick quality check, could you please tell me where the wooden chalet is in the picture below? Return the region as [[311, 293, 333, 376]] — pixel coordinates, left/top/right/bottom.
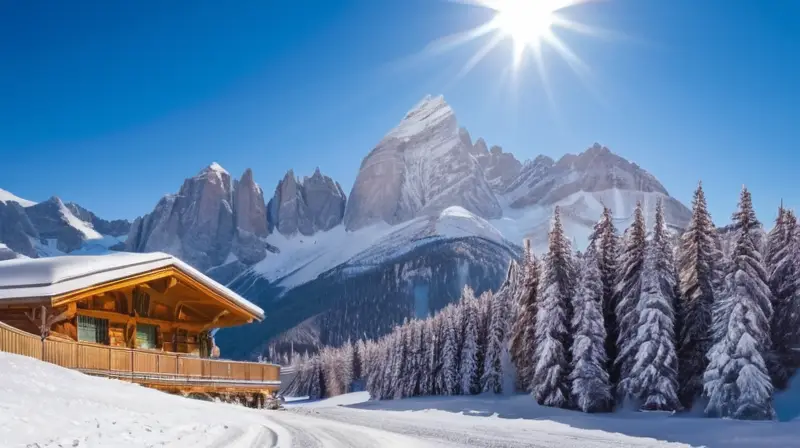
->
[[0, 252, 278, 407]]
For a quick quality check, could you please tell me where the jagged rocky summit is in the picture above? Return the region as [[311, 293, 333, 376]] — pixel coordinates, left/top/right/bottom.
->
[[0, 191, 130, 259], [126, 163, 346, 272]]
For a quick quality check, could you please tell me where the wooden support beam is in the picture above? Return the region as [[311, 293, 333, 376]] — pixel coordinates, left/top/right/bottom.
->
[[147, 277, 178, 294], [23, 304, 74, 340], [202, 310, 229, 331]]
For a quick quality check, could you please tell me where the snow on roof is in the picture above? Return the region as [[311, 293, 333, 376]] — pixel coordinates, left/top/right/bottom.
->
[[0, 252, 264, 319]]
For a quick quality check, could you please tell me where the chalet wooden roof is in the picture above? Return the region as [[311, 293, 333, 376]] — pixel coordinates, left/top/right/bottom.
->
[[0, 252, 264, 320]]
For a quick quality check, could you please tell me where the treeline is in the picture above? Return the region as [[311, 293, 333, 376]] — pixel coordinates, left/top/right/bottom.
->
[[286, 184, 800, 420]]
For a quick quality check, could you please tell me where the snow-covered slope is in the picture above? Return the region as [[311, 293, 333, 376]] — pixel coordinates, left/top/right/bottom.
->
[[0, 187, 36, 207], [243, 206, 510, 293], [498, 143, 691, 251], [0, 352, 292, 448]]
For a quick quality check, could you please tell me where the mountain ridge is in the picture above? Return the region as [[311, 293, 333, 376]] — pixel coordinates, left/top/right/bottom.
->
[[0, 94, 693, 359]]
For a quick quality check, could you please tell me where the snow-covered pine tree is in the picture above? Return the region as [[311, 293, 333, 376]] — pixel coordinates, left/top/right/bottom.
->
[[420, 318, 436, 396], [618, 199, 681, 411], [380, 331, 398, 399], [531, 206, 576, 407], [510, 241, 540, 392], [354, 339, 365, 382], [404, 320, 424, 397], [505, 259, 522, 312], [309, 355, 324, 399], [476, 290, 493, 386], [392, 324, 410, 399], [321, 346, 342, 397], [460, 297, 481, 395], [365, 340, 382, 398], [704, 186, 775, 420], [569, 249, 612, 412], [765, 207, 800, 389], [482, 272, 512, 393], [677, 182, 724, 407], [764, 204, 787, 280], [587, 207, 622, 386], [442, 305, 462, 395], [615, 202, 647, 393], [433, 311, 448, 395], [341, 341, 355, 393]]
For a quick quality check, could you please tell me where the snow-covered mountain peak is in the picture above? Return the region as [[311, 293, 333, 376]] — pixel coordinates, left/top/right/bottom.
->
[[345, 95, 501, 230], [207, 161, 227, 174], [0, 188, 36, 207], [197, 162, 231, 188], [388, 94, 456, 140]]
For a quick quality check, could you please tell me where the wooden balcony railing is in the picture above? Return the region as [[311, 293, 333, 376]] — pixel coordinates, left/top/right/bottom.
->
[[0, 321, 279, 391]]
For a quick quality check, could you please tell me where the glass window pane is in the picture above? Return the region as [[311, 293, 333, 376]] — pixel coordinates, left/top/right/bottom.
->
[[77, 315, 108, 344], [136, 323, 157, 349]]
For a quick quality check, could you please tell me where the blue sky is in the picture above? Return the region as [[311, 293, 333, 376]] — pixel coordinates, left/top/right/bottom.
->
[[1, 0, 798, 224]]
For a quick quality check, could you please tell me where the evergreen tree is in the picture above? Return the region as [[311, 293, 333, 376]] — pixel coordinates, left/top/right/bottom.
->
[[704, 187, 775, 420], [341, 341, 355, 393], [483, 275, 512, 393], [381, 331, 398, 399], [418, 319, 433, 396], [510, 241, 540, 392], [441, 305, 462, 395], [404, 320, 424, 397], [569, 250, 612, 412], [460, 297, 481, 395], [531, 207, 576, 407], [765, 207, 800, 389], [476, 290, 493, 385], [619, 200, 681, 411], [615, 202, 647, 393], [433, 311, 448, 395], [677, 182, 724, 407], [354, 339, 365, 381], [588, 207, 622, 386], [309, 355, 324, 399], [392, 325, 410, 399]]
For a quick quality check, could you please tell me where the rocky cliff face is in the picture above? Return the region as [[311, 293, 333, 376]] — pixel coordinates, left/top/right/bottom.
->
[[232, 168, 270, 265], [343, 95, 502, 231], [25, 197, 98, 253], [0, 190, 129, 258], [461, 129, 522, 193], [65, 203, 131, 237], [267, 168, 346, 236], [127, 163, 345, 270], [0, 200, 38, 257], [126, 163, 237, 271]]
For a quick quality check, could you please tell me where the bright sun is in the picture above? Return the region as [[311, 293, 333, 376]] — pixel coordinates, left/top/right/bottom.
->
[[413, 0, 603, 95], [430, 0, 598, 73], [492, 0, 557, 49]]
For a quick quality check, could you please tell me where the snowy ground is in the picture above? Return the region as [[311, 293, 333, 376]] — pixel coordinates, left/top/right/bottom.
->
[[286, 392, 800, 448], [3, 352, 798, 447]]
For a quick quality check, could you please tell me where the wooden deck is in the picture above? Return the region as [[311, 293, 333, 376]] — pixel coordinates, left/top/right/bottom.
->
[[0, 321, 279, 395]]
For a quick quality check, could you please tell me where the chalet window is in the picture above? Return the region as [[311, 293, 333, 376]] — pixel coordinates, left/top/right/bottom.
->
[[77, 315, 108, 344], [136, 323, 158, 350], [132, 289, 150, 317]]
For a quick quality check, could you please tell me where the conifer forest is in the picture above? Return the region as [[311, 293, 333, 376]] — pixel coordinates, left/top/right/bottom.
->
[[285, 184, 800, 420]]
